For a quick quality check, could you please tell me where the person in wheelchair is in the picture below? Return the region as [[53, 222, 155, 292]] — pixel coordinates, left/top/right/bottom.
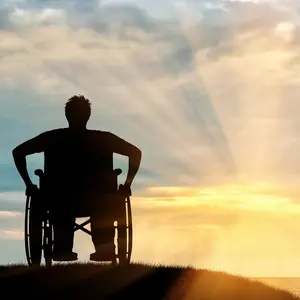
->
[[12, 95, 142, 262]]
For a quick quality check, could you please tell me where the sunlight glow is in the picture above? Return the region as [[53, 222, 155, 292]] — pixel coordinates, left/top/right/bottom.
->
[[138, 181, 297, 212]]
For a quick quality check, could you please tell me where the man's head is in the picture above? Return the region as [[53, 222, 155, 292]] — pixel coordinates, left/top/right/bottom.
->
[[65, 95, 91, 128]]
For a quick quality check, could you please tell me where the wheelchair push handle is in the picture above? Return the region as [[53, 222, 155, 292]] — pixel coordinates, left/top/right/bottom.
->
[[34, 169, 44, 178], [114, 168, 122, 176]]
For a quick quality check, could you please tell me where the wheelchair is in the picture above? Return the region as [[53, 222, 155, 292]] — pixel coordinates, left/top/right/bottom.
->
[[24, 168, 133, 268]]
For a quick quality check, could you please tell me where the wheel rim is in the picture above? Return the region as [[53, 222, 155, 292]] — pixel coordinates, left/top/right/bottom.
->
[[25, 195, 43, 266]]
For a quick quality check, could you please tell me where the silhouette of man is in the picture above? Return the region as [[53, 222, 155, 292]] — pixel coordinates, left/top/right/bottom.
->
[[12, 95, 142, 262]]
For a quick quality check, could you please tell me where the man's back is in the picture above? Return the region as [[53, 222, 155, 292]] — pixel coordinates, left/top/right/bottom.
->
[[12, 95, 142, 262], [41, 128, 116, 195]]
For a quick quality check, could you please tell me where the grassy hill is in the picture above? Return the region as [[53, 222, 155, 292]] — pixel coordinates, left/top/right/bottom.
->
[[0, 263, 298, 300]]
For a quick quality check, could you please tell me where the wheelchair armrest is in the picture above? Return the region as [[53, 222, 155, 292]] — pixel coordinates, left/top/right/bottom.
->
[[34, 169, 44, 178]]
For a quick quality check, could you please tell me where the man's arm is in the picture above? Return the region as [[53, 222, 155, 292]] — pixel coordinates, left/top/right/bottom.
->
[[108, 133, 142, 187], [12, 132, 48, 188]]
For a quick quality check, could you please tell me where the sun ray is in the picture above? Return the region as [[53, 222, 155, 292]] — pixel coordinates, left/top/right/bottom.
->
[[171, 3, 238, 177]]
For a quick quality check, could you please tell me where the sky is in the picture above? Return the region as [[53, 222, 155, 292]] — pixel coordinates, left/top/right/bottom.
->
[[2, 0, 300, 277]]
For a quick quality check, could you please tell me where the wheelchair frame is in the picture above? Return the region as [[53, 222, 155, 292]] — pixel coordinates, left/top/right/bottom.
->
[[24, 169, 133, 268]]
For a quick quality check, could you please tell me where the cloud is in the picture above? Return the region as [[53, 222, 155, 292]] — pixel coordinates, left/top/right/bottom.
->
[[0, 6, 13, 29], [1, 0, 300, 192], [9, 7, 66, 27], [0, 229, 23, 240], [0, 192, 25, 212], [0, 195, 24, 242], [0, 210, 22, 217], [130, 183, 300, 275], [274, 21, 297, 42], [0, 25, 236, 188], [1, 1, 158, 36]]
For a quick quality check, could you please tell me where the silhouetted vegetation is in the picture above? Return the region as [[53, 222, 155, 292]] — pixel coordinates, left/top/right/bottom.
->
[[0, 263, 298, 300]]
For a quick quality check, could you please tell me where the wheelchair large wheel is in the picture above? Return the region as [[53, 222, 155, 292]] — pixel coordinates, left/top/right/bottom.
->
[[25, 195, 53, 267], [125, 195, 133, 262], [116, 195, 133, 264]]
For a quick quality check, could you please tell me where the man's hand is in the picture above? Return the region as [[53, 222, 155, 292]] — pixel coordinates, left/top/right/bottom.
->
[[25, 183, 39, 197], [119, 184, 132, 197]]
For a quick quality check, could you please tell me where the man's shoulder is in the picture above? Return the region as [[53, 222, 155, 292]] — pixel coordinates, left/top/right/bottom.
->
[[87, 129, 114, 137], [39, 128, 67, 138]]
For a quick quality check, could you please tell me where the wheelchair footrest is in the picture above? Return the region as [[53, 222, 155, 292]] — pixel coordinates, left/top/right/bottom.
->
[[89, 251, 115, 262], [52, 252, 78, 262]]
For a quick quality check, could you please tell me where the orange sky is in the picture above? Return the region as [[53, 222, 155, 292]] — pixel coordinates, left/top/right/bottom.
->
[[71, 181, 300, 277]]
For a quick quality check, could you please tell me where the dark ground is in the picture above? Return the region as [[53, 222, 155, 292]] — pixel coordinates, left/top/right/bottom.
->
[[0, 263, 298, 300]]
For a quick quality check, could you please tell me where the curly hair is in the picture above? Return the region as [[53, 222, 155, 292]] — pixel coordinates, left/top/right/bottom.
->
[[65, 94, 91, 124]]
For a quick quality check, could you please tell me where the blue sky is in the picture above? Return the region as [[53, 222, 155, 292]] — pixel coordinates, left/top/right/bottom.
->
[[2, 0, 300, 276]]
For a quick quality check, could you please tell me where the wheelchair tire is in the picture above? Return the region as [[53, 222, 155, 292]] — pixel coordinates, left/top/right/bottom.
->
[[25, 195, 54, 267], [25, 195, 43, 266], [116, 195, 133, 265], [125, 195, 133, 263]]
